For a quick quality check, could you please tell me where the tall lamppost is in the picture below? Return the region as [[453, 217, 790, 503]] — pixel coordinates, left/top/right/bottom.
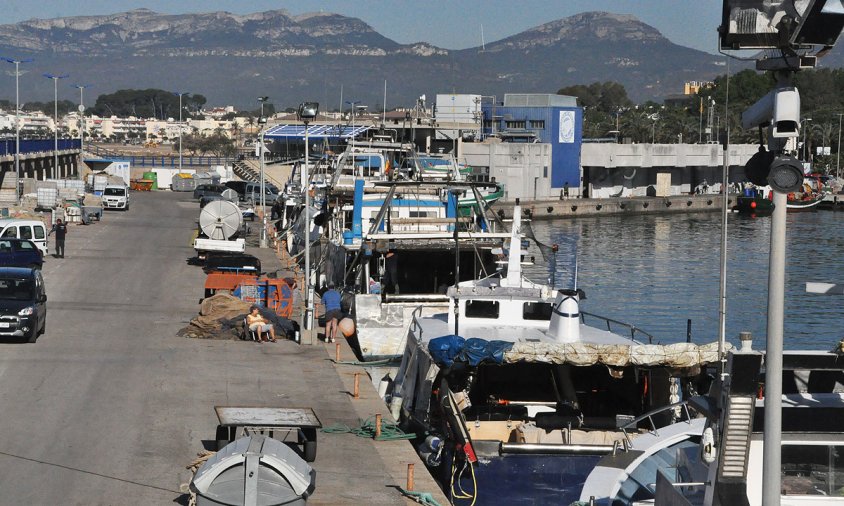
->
[[44, 73, 70, 179], [838, 113, 843, 179], [298, 102, 319, 330], [258, 96, 269, 120], [73, 84, 91, 153], [173, 92, 187, 173], [2, 57, 32, 205], [257, 96, 271, 248], [257, 113, 268, 248], [345, 100, 360, 152]]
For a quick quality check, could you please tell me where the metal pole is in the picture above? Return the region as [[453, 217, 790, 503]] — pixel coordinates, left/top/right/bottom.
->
[[718, 138, 729, 378], [54, 77, 58, 177], [837, 113, 842, 179], [304, 120, 312, 329], [259, 127, 267, 248], [44, 74, 69, 178], [76, 85, 85, 153], [14, 61, 20, 205], [762, 190, 786, 506], [453, 191, 460, 336], [179, 93, 183, 173]]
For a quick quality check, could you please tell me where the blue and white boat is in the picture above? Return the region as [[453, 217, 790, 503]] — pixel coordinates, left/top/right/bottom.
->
[[388, 206, 724, 505]]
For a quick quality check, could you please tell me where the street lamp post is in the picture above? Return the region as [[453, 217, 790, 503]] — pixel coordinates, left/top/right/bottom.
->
[[73, 84, 91, 153], [257, 115, 268, 248], [257, 97, 270, 248], [44, 73, 69, 179], [298, 102, 319, 331], [345, 100, 360, 152], [837, 113, 843, 179], [173, 92, 187, 173], [3, 57, 32, 205]]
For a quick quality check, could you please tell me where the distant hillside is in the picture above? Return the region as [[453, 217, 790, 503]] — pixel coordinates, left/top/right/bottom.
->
[[0, 9, 745, 109]]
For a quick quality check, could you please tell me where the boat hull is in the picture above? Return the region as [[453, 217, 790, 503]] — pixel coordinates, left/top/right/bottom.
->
[[786, 195, 824, 211], [733, 195, 774, 215], [442, 450, 603, 506]]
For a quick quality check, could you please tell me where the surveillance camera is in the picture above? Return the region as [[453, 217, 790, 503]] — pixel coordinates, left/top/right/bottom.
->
[[741, 87, 801, 139], [771, 87, 801, 138]]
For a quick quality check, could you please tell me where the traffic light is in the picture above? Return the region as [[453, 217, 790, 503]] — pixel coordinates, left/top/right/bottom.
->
[[744, 147, 805, 193]]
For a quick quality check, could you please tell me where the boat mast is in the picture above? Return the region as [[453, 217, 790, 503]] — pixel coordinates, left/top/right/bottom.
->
[[504, 201, 522, 287]]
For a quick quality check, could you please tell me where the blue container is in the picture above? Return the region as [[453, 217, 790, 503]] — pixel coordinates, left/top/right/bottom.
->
[[343, 230, 353, 245]]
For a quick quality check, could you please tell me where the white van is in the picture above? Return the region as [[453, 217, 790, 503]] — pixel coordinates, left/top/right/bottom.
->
[[102, 184, 130, 210], [0, 219, 49, 256]]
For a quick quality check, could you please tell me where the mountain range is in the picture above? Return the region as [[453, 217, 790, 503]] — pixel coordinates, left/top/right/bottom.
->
[[0, 8, 829, 110]]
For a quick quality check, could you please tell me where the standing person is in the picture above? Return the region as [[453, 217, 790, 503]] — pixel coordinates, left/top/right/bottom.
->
[[321, 283, 342, 343], [246, 305, 276, 343], [49, 218, 67, 258], [382, 249, 399, 294]]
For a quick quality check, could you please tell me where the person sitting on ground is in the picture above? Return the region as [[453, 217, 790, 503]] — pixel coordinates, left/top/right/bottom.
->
[[322, 283, 342, 343], [246, 305, 276, 343]]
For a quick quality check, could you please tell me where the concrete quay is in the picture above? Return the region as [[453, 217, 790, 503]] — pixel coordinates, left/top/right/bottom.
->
[[0, 190, 446, 505], [491, 193, 738, 220]]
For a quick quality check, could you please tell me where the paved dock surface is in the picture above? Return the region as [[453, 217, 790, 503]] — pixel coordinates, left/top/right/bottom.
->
[[0, 191, 446, 505]]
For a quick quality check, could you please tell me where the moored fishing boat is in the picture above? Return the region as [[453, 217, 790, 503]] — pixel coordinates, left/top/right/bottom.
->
[[386, 206, 724, 505]]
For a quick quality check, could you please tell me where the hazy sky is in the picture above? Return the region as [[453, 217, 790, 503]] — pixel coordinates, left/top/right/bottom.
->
[[4, 0, 724, 54]]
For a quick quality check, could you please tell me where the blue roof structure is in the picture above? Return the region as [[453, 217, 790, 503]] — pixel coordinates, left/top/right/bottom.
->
[[263, 124, 370, 140]]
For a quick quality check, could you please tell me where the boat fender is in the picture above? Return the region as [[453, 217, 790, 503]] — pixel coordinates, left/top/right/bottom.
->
[[701, 426, 717, 464], [378, 373, 393, 398]]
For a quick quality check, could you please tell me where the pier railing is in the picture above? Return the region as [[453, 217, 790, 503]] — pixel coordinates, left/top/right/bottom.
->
[[87, 144, 235, 167], [0, 138, 81, 156], [580, 311, 655, 344]]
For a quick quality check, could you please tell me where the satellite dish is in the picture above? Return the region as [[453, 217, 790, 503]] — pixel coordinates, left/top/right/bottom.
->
[[221, 188, 238, 202], [78, 104, 85, 113]]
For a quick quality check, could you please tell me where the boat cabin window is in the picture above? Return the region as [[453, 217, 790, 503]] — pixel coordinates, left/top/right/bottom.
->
[[781, 443, 844, 496], [523, 302, 553, 321], [465, 300, 499, 319]]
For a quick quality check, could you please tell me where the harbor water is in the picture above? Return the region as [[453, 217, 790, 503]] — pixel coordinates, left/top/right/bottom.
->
[[525, 209, 844, 351]]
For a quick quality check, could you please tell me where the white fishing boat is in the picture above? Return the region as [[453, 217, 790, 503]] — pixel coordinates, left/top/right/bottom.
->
[[638, 344, 844, 506], [387, 206, 725, 505]]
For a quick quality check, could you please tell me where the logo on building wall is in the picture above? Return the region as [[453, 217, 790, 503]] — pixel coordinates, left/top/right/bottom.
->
[[559, 111, 575, 143]]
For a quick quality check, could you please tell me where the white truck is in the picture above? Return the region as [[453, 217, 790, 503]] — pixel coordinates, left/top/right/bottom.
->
[[102, 184, 130, 210]]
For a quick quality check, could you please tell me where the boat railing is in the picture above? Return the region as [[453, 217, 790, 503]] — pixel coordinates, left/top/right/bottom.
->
[[618, 400, 698, 450], [409, 305, 425, 339], [579, 311, 655, 344]]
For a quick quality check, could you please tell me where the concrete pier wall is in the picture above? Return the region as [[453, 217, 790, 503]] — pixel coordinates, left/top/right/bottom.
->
[[490, 194, 736, 220]]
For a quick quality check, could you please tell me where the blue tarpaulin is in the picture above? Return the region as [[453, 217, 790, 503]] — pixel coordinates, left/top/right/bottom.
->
[[428, 335, 514, 367]]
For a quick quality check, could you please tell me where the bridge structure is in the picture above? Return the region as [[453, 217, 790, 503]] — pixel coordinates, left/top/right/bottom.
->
[[0, 138, 82, 202], [85, 144, 236, 168]]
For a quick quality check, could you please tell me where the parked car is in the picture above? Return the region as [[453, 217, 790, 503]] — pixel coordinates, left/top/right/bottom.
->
[[193, 184, 227, 200], [203, 252, 262, 274], [224, 180, 250, 200], [0, 239, 43, 269], [102, 184, 130, 210], [0, 219, 49, 256], [244, 182, 279, 204], [0, 267, 47, 342]]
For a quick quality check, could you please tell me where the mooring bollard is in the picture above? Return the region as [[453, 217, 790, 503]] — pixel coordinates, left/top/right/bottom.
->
[[353, 373, 360, 399], [407, 463, 414, 491], [375, 413, 382, 438], [335, 343, 341, 362]]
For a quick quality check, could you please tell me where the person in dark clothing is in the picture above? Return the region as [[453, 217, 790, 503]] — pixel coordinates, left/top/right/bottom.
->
[[49, 218, 67, 258], [382, 249, 399, 294]]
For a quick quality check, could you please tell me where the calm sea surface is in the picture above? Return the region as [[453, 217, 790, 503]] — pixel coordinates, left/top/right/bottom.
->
[[526, 208, 844, 351]]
